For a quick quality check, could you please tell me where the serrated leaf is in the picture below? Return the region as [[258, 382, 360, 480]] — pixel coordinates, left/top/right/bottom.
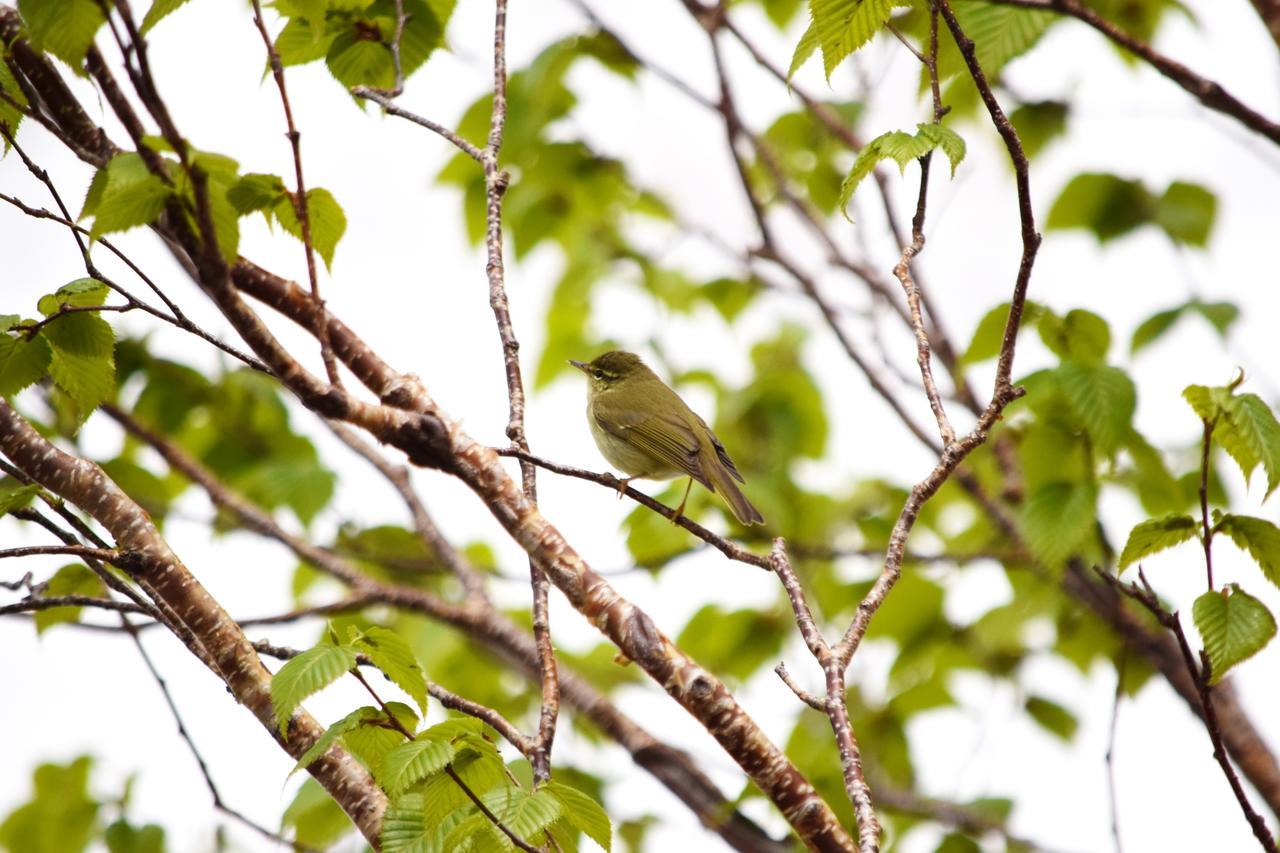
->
[[290, 706, 382, 777], [140, 0, 192, 33], [936, 2, 1056, 84], [0, 60, 27, 143], [353, 626, 428, 717], [422, 746, 505, 827], [1019, 481, 1096, 568], [788, 19, 820, 80], [379, 734, 457, 794], [1216, 514, 1280, 590], [380, 793, 433, 853], [89, 154, 172, 238], [17, 0, 107, 68], [444, 813, 513, 853], [482, 785, 562, 840], [546, 782, 611, 851], [327, 30, 396, 89], [274, 188, 347, 269], [810, 0, 895, 80], [228, 173, 288, 215], [1118, 514, 1198, 570], [272, 643, 359, 733], [1193, 585, 1276, 684], [1056, 361, 1135, 455], [917, 123, 966, 175], [1182, 383, 1227, 423], [344, 701, 419, 776], [1221, 394, 1280, 497], [43, 312, 116, 413], [0, 332, 52, 397]]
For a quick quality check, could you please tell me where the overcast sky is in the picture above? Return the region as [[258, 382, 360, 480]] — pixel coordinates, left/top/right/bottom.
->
[[2, 0, 1280, 850]]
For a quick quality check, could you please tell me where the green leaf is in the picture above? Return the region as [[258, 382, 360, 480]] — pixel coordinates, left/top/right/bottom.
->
[[936, 2, 1056, 85], [788, 19, 821, 80], [1221, 394, 1280, 497], [327, 30, 396, 89], [140, 0, 192, 33], [34, 563, 106, 634], [0, 332, 52, 397], [1038, 308, 1110, 363], [545, 781, 611, 851], [352, 626, 428, 717], [0, 59, 28, 143], [1216, 514, 1280, 590], [379, 733, 458, 794], [960, 301, 1045, 365], [1154, 180, 1216, 247], [1193, 301, 1239, 338], [43, 312, 116, 413], [276, 17, 338, 66], [1118, 514, 1198, 570], [343, 702, 420, 776], [1024, 695, 1078, 741], [282, 778, 354, 848], [37, 278, 110, 316], [290, 706, 382, 777], [17, 0, 107, 68], [482, 785, 563, 840], [1182, 383, 1228, 423], [1130, 307, 1183, 354], [1055, 362, 1135, 455], [103, 819, 165, 853], [839, 123, 965, 216], [810, 0, 896, 80], [1046, 173, 1153, 243], [0, 480, 41, 515], [1193, 585, 1276, 683], [89, 154, 173, 238], [0, 756, 98, 853], [380, 793, 433, 853], [272, 642, 360, 733], [228, 173, 288, 215], [443, 813, 513, 853], [274, 188, 347, 269], [1009, 100, 1068, 160], [1019, 481, 1096, 569]]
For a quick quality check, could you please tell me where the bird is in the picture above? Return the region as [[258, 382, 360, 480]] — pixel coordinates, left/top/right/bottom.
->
[[569, 351, 765, 526]]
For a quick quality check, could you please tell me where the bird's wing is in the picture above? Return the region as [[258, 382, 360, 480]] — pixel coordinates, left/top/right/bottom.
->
[[694, 413, 745, 484], [592, 394, 711, 487]]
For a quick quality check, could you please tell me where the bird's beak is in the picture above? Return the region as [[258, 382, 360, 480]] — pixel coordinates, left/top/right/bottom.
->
[[568, 360, 589, 373]]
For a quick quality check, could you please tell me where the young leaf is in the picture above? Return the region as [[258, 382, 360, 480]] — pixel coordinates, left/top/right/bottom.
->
[[274, 188, 347, 269], [89, 154, 173, 238], [289, 706, 383, 777], [378, 733, 458, 794], [839, 123, 966, 216], [352, 626, 429, 718], [1130, 306, 1183, 354], [43, 312, 116, 413], [1154, 180, 1216, 247], [917, 123, 966, 175], [0, 332, 52, 397], [1117, 514, 1198, 570], [0, 480, 41, 515], [1215, 514, 1280, 589], [810, 0, 896, 80], [37, 278, 110, 316], [1045, 173, 1153, 243], [227, 173, 288, 216], [546, 781, 612, 851], [1192, 585, 1276, 684], [787, 19, 820, 80], [271, 643, 359, 733], [1221, 394, 1280, 497], [443, 813, 513, 853]]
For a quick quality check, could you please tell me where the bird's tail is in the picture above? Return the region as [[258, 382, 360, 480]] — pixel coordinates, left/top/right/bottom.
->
[[707, 463, 765, 526]]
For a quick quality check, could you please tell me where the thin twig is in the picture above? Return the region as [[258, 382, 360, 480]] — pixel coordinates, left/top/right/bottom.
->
[[1104, 569, 1277, 852], [987, 0, 1280, 146], [1199, 419, 1216, 590], [351, 87, 485, 162], [249, 0, 341, 387], [1106, 650, 1126, 853], [0, 545, 119, 562]]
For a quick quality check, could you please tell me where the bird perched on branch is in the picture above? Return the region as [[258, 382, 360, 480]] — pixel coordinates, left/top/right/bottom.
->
[[570, 351, 765, 526]]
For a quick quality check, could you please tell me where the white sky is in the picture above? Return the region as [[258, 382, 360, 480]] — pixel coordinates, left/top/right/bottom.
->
[[2, 0, 1280, 851]]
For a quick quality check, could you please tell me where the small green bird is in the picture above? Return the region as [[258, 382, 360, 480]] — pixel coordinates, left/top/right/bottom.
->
[[570, 351, 765, 526]]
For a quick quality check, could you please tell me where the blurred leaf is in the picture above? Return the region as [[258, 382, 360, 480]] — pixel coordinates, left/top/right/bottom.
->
[[1215, 514, 1280, 590], [1046, 173, 1152, 242], [282, 778, 353, 848], [103, 819, 164, 853], [1019, 481, 1096, 569], [1024, 695, 1078, 741], [33, 563, 106, 634], [1154, 180, 1215, 246], [1037, 308, 1110, 364], [1009, 100, 1068, 159], [17, 0, 106, 67], [0, 756, 98, 853], [1193, 584, 1275, 684], [676, 604, 788, 681], [1055, 361, 1135, 455], [0, 330, 52, 397]]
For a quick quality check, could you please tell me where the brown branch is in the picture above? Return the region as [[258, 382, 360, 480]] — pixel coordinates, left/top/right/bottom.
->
[[770, 540, 879, 852], [248, 0, 341, 386], [1106, 650, 1126, 853], [987, 0, 1280, 146], [0, 400, 387, 844], [0, 594, 146, 617], [0, 544, 119, 562], [350, 87, 485, 161], [1104, 569, 1277, 851]]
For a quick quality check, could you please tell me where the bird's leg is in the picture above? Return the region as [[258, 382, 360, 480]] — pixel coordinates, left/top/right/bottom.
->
[[672, 477, 694, 524], [614, 476, 634, 500]]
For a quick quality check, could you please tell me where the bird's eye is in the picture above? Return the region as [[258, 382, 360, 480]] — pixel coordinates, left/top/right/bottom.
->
[[593, 370, 606, 380]]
